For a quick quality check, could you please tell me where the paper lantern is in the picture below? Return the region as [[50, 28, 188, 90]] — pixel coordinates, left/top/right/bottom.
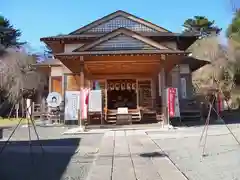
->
[[127, 83, 131, 90], [110, 83, 114, 90], [115, 83, 120, 90], [121, 83, 125, 90], [132, 83, 136, 90]]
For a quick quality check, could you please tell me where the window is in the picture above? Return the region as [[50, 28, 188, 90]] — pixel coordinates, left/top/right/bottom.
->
[[51, 76, 62, 95]]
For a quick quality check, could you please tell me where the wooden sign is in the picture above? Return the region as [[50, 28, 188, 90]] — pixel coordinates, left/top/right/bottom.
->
[[117, 107, 128, 114]]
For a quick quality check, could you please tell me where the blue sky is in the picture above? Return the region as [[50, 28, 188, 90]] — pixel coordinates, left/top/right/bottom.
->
[[1, 0, 234, 52]]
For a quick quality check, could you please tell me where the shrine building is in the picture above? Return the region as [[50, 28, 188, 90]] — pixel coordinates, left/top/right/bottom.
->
[[35, 10, 209, 125]]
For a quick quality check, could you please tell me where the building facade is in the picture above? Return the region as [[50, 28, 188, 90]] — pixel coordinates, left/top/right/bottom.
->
[[36, 10, 209, 125]]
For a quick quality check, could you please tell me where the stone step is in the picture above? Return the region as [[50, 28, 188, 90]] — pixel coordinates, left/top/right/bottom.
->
[[180, 110, 201, 121]]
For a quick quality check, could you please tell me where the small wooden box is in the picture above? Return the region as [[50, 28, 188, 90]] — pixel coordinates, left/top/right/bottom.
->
[[116, 114, 132, 125]]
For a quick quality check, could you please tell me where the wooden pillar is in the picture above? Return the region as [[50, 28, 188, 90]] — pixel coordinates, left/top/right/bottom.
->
[[160, 55, 167, 124], [151, 78, 156, 108], [80, 65, 84, 89], [136, 79, 139, 109]]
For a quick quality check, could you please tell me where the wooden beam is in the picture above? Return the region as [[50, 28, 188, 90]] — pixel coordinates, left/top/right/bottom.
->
[[84, 59, 161, 64], [89, 73, 153, 80]]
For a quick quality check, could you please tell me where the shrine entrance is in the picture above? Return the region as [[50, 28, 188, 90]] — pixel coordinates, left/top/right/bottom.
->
[[107, 79, 137, 110]]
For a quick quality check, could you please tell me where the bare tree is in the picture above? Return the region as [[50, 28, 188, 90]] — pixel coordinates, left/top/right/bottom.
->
[[0, 47, 47, 104], [191, 35, 237, 95]]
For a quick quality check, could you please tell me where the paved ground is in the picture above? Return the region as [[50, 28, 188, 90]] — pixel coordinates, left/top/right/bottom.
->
[[147, 124, 240, 180], [87, 130, 187, 180], [0, 126, 103, 180], [1, 124, 240, 180]]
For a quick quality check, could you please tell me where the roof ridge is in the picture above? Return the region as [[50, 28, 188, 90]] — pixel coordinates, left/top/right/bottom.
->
[[69, 10, 171, 35]]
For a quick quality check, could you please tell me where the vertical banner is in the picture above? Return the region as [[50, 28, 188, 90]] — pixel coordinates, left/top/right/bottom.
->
[[64, 91, 80, 120], [180, 78, 187, 99], [168, 88, 176, 117], [80, 88, 89, 119], [217, 93, 224, 113], [167, 87, 180, 118]]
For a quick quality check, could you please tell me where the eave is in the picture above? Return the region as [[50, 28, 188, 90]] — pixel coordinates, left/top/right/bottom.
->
[[181, 57, 210, 72], [55, 50, 189, 58], [40, 32, 199, 41]]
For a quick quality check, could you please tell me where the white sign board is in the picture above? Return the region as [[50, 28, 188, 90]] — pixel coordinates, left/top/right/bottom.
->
[[88, 90, 102, 113], [180, 64, 190, 74], [117, 107, 128, 114], [64, 91, 80, 120], [174, 89, 180, 117]]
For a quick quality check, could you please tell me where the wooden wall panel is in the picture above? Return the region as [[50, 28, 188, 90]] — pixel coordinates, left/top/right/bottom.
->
[[65, 75, 80, 91], [51, 76, 62, 95]]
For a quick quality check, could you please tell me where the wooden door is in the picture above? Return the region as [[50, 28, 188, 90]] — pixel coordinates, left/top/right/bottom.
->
[[138, 80, 152, 108], [51, 76, 62, 95]]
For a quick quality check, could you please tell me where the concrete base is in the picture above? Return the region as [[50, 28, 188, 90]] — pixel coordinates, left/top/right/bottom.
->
[[215, 118, 225, 124], [0, 128, 2, 139], [62, 126, 85, 135]]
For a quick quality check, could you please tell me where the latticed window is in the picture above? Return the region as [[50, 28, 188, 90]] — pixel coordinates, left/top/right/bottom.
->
[[91, 34, 156, 51], [87, 16, 157, 33]]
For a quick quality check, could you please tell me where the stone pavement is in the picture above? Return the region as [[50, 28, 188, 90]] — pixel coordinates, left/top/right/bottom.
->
[[147, 124, 240, 180], [2, 124, 240, 179], [0, 126, 103, 180], [87, 130, 187, 180]]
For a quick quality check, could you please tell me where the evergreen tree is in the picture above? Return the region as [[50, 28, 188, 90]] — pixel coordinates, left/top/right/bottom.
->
[[0, 15, 25, 47], [183, 16, 222, 37]]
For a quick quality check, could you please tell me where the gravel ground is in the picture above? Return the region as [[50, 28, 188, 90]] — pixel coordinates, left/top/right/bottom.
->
[[0, 126, 104, 180]]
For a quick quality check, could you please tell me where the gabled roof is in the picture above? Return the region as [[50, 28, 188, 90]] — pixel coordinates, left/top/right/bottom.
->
[[69, 10, 171, 35], [73, 28, 172, 52]]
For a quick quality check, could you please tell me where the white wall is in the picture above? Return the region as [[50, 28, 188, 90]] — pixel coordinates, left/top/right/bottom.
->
[[51, 67, 63, 76], [64, 44, 84, 52], [50, 65, 72, 76]]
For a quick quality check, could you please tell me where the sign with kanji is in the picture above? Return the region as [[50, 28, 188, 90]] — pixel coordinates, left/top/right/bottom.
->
[[166, 87, 180, 118]]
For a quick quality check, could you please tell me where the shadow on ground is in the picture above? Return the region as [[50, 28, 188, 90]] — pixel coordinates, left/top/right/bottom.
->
[[140, 152, 168, 158], [0, 138, 81, 180], [171, 109, 240, 127]]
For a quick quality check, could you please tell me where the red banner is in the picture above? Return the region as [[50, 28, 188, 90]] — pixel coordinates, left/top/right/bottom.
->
[[168, 88, 176, 117], [217, 93, 224, 113]]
